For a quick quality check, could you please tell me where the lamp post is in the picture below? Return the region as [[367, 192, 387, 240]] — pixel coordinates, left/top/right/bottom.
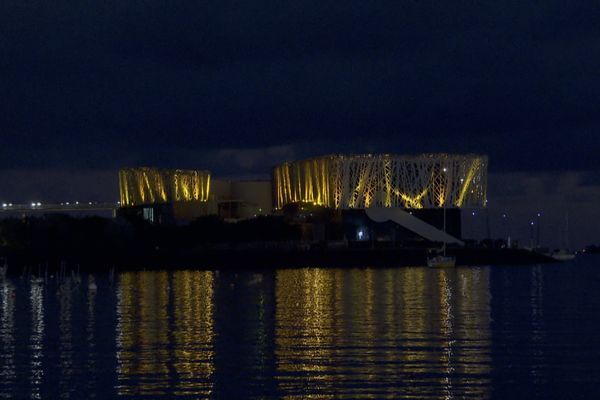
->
[[529, 221, 535, 249], [502, 213, 510, 248], [536, 212, 541, 248], [471, 210, 477, 241]]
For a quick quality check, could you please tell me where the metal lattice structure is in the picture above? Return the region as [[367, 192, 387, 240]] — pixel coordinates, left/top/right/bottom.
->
[[272, 154, 487, 209], [119, 167, 211, 207]]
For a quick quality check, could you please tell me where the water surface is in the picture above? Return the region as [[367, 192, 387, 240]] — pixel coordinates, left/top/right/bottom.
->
[[1, 257, 600, 398]]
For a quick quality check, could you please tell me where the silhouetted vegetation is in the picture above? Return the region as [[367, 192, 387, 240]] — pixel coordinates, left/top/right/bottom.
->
[[182, 215, 302, 244], [584, 244, 600, 254], [0, 214, 302, 255], [0, 214, 555, 271]]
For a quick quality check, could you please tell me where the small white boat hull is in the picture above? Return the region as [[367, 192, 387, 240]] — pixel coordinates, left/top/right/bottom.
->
[[552, 253, 576, 261], [427, 256, 456, 268]]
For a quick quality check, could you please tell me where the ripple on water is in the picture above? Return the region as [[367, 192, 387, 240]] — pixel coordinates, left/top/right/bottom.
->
[[1, 259, 600, 398]]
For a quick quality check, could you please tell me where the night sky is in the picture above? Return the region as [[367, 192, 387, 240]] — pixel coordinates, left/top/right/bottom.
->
[[1, 1, 599, 247]]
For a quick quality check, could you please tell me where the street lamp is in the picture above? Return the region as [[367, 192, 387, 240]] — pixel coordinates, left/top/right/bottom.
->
[[536, 212, 541, 248], [529, 221, 535, 248], [502, 213, 510, 247]]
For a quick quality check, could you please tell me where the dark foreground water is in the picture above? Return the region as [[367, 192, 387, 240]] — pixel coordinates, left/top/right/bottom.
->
[[1, 256, 600, 399]]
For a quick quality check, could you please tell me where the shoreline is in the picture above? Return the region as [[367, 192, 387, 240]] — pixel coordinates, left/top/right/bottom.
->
[[0, 247, 556, 273]]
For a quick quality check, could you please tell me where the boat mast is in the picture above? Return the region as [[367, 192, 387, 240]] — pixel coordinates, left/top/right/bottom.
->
[[565, 211, 570, 250], [443, 166, 447, 256]]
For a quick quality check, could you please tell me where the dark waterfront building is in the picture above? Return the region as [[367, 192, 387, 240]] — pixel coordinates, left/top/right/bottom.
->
[[117, 153, 488, 243]]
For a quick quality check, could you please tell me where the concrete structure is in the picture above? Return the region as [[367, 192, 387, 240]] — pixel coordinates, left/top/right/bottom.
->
[[366, 207, 464, 245], [272, 154, 487, 210], [209, 180, 272, 220], [119, 167, 211, 207], [118, 167, 272, 222], [118, 167, 211, 222], [272, 154, 488, 243], [117, 154, 487, 243]]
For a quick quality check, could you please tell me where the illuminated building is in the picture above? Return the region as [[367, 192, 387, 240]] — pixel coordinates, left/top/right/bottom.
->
[[272, 154, 487, 210], [116, 154, 487, 240], [118, 167, 272, 222], [272, 154, 487, 241], [119, 167, 211, 207], [117, 167, 211, 222]]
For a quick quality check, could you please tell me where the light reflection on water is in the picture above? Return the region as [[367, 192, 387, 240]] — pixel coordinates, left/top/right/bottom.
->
[[29, 281, 44, 400], [0, 280, 15, 399], [274, 268, 492, 398], [115, 271, 215, 397], [0, 260, 600, 398]]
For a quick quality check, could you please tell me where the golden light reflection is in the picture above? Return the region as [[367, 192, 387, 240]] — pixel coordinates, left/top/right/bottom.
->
[[0, 281, 16, 396], [274, 267, 492, 398], [172, 271, 215, 397], [275, 269, 336, 395], [28, 280, 45, 400], [115, 271, 215, 397], [86, 277, 97, 395]]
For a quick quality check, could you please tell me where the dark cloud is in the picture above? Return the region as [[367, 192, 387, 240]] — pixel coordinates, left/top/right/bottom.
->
[[0, 169, 117, 203], [470, 172, 600, 248], [1, 0, 600, 173]]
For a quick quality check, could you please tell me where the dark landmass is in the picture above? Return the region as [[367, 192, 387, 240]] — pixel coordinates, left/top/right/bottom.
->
[[583, 245, 600, 254], [0, 215, 555, 274]]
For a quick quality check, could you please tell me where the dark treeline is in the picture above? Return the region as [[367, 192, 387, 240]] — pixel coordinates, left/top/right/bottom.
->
[[0, 214, 556, 271], [0, 214, 302, 256]]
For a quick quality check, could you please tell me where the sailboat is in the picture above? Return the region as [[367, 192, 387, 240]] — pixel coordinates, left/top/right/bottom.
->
[[427, 180, 456, 268], [427, 248, 456, 268], [552, 212, 576, 261]]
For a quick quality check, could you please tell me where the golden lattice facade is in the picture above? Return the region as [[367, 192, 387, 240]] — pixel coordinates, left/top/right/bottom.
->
[[119, 167, 211, 207], [272, 154, 487, 210]]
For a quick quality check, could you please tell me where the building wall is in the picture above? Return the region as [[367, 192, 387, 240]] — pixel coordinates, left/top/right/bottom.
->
[[230, 181, 272, 218], [272, 154, 488, 210], [172, 201, 211, 221], [208, 179, 273, 220], [119, 167, 210, 207]]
